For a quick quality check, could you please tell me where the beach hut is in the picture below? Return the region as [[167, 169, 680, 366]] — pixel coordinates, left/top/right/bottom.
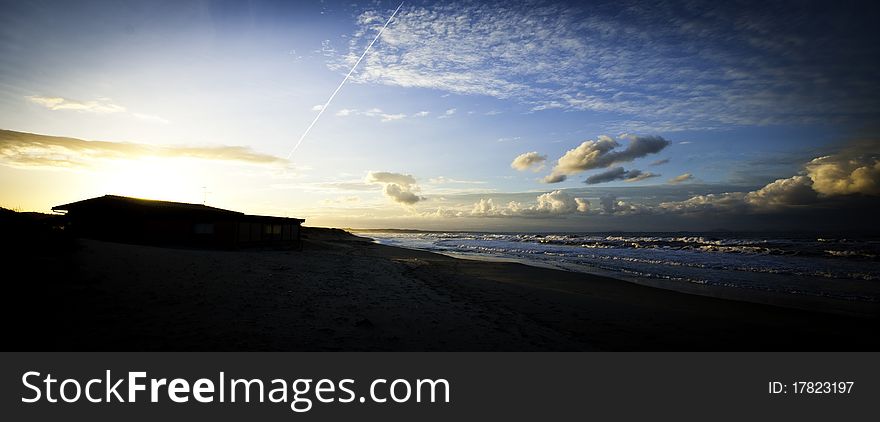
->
[[52, 195, 304, 249]]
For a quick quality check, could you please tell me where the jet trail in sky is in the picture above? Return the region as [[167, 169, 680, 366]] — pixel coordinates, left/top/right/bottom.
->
[[287, 1, 404, 159]]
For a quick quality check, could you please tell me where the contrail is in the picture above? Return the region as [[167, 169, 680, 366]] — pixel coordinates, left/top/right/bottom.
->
[[287, 1, 404, 159]]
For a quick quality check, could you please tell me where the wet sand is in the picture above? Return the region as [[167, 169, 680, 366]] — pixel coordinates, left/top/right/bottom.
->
[[6, 228, 878, 350]]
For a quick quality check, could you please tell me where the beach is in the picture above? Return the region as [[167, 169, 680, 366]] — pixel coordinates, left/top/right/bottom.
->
[[6, 227, 878, 351]]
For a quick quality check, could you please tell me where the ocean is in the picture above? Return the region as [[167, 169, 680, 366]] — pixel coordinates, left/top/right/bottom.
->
[[361, 231, 880, 303]]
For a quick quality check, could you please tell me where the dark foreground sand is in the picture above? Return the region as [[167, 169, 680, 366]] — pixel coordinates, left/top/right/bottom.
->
[[5, 227, 878, 350]]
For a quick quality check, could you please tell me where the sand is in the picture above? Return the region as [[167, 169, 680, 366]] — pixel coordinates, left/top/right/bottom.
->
[[6, 227, 878, 350]]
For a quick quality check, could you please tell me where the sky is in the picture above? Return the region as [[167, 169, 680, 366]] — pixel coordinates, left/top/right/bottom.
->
[[1, 0, 878, 231]]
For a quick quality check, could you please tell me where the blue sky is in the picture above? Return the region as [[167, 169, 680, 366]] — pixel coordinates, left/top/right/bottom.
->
[[1, 0, 878, 231]]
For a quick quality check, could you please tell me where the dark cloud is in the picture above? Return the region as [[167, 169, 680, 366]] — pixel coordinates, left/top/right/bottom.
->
[[544, 135, 670, 183], [585, 167, 659, 184], [365, 171, 425, 205]]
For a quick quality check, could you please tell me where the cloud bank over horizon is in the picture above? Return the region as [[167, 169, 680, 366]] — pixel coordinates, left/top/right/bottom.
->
[[0, 129, 287, 169]]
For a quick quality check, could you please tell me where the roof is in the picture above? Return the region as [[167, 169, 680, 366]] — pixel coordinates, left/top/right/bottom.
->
[[52, 195, 304, 222]]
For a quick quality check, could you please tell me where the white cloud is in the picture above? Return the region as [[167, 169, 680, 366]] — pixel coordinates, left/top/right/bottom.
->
[[510, 151, 547, 172], [427, 176, 486, 185], [333, 108, 407, 122], [414, 111, 430, 117], [437, 108, 457, 119], [27, 96, 126, 114], [380, 113, 406, 122], [29, 95, 171, 125], [336, 2, 874, 128], [469, 190, 589, 217], [311, 104, 324, 111]]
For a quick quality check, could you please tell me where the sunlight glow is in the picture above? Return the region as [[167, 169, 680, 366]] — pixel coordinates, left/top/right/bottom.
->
[[95, 158, 205, 204]]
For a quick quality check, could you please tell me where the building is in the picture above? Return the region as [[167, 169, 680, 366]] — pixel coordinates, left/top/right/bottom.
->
[[52, 195, 303, 249]]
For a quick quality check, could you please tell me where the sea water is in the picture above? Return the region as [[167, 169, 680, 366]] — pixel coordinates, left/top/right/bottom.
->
[[363, 231, 880, 302]]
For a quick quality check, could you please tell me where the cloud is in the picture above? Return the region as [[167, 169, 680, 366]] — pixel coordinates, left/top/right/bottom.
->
[[315, 181, 381, 192], [805, 153, 880, 196], [599, 195, 617, 214], [510, 151, 547, 172], [0, 129, 287, 169], [624, 170, 660, 182], [598, 195, 647, 215], [660, 143, 879, 213], [437, 108, 457, 119], [543, 135, 670, 183], [321, 196, 361, 206], [365, 171, 425, 205], [311, 104, 324, 111], [383, 184, 422, 204], [380, 113, 406, 122], [658, 192, 748, 213], [27, 96, 126, 114], [668, 173, 694, 184], [427, 176, 486, 185], [333, 108, 407, 122], [413, 111, 430, 117], [744, 175, 818, 208], [585, 167, 658, 184], [28, 96, 170, 125], [469, 190, 589, 217], [651, 158, 670, 166], [337, 2, 877, 128]]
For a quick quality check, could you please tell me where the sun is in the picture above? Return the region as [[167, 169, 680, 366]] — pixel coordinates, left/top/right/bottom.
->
[[94, 157, 206, 204]]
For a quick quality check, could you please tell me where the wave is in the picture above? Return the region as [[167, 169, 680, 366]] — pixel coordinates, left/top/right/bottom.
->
[[368, 231, 880, 302], [417, 232, 880, 261]]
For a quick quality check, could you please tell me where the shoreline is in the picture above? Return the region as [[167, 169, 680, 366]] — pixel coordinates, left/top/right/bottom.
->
[[368, 236, 878, 319], [5, 227, 878, 350]]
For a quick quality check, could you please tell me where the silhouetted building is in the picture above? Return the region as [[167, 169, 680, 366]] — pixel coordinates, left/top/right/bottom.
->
[[52, 195, 303, 249]]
